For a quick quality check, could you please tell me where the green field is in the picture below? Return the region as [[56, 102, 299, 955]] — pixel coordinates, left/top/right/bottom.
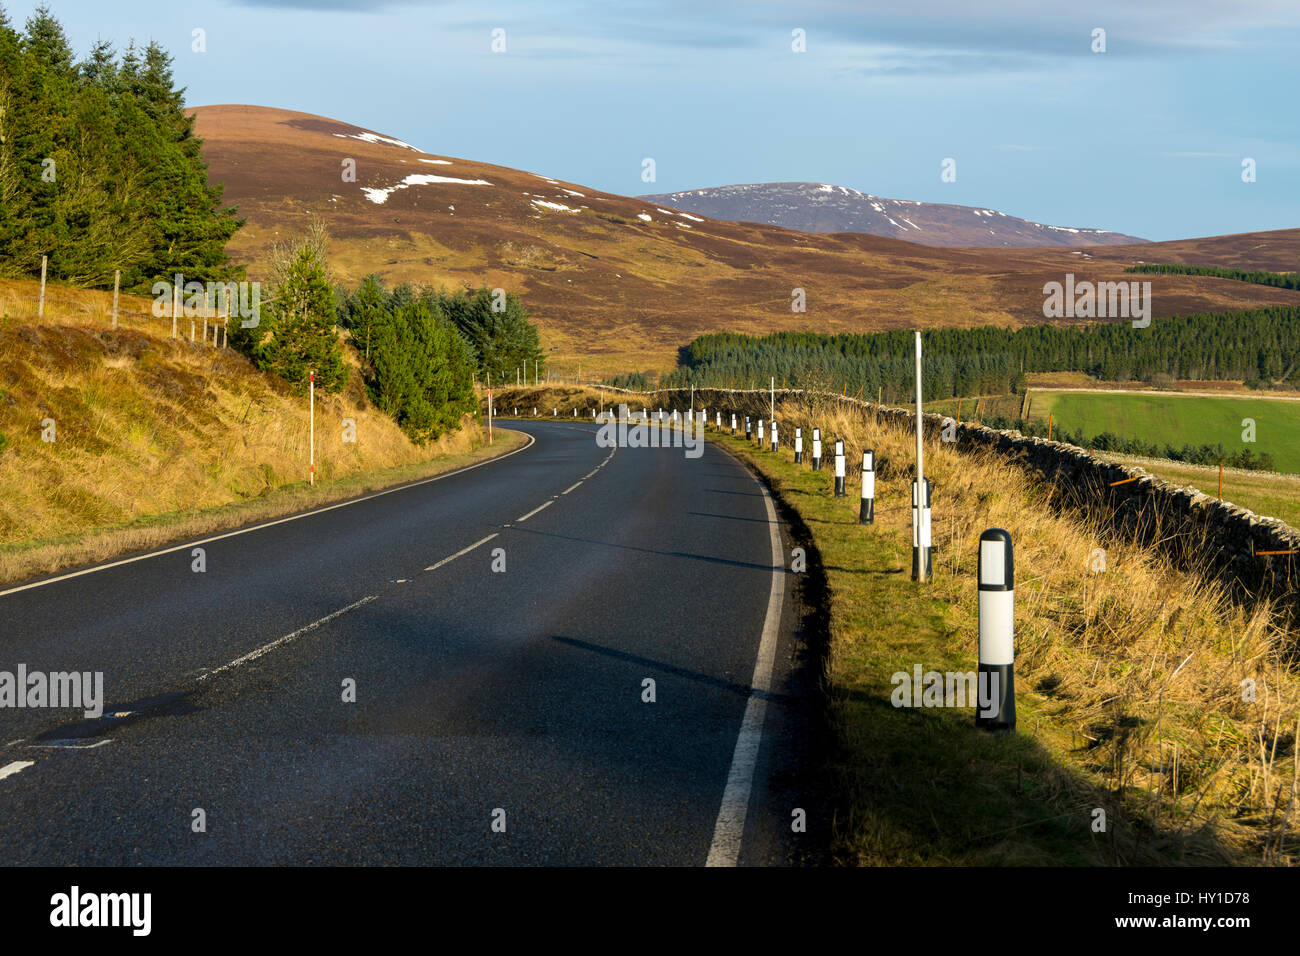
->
[[1029, 391, 1300, 473], [921, 389, 1300, 525]]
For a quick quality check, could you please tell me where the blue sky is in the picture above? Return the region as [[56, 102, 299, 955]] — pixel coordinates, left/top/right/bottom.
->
[[10, 0, 1299, 240]]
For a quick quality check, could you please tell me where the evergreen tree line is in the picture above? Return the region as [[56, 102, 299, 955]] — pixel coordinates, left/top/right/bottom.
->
[[336, 278, 543, 442], [610, 371, 653, 391], [663, 306, 1300, 401], [0, 4, 242, 290], [1125, 263, 1300, 290], [981, 415, 1277, 472]]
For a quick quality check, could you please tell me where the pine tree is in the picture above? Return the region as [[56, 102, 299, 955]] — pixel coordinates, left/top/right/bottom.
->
[[342, 274, 386, 362], [256, 245, 346, 395], [0, 9, 242, 286]]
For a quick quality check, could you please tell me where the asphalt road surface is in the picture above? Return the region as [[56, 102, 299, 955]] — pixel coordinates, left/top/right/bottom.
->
[[0, 419, 818, 865]]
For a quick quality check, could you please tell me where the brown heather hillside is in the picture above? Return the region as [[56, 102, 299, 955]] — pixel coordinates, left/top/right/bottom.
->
[[192, 104, 1300, 375]]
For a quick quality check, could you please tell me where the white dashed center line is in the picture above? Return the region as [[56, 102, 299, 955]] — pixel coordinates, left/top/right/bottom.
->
[[515, 500, 554, 523], [197, 594, 379, 683], [424, 533, 499, 572]]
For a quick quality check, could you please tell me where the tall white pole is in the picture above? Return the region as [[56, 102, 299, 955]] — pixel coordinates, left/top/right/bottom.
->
[[309, 370, 315, 486], [487, 371, 493, 445], [771, 376, 775, 421], [913, 331, 931, 582], [915, 330, 924, 491]]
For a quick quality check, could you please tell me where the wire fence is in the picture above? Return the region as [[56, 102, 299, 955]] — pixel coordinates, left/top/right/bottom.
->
[[2, 289, 233, 347]]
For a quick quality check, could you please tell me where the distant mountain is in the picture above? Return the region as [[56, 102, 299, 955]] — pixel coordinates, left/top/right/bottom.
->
[[638, 182, 1147, 247]]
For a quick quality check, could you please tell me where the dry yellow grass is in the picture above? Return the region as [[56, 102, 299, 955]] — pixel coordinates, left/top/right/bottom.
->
[[796, 397, 1298, 857], [0, 279, 521, 587]]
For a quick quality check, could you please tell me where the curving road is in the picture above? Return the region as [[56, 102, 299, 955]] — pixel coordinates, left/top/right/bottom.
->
[[0, 420, 817, 865]]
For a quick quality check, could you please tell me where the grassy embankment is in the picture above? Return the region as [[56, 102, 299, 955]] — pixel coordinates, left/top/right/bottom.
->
[[496, 384, 1300, 865], [0, 279, 524, 587]]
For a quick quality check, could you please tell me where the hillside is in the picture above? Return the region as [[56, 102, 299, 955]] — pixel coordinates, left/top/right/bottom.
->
[[191, 105, 1300, 374], [637, 182, 1147, 246], [0, 277, 506, 586]]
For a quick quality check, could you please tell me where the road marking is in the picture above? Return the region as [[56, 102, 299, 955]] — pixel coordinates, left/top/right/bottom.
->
[[0, 760, 34, 780], [30, 739, 112, 750], [706, 475, 785, 868], [0, 431, 537, 600], [424, 533, 498, 572], [515, 500, 554, 523], [562, 481, 583, 495], [197, 595, 378, 683]]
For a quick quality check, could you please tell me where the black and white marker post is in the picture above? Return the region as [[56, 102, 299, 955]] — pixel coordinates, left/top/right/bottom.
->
[[859, 449, 875, 523], [757, 418, 764, 447], [833, 439, 846, 496], [912, 329, 932, 583], [976, 529, 1016, 732], [745, 415, 752, 440], [770, 420, 778, 453], [731, 413, 737, 435], [912, 477, 932, 582], [794, 427, 803, 464], [812, 428, 822, 471]]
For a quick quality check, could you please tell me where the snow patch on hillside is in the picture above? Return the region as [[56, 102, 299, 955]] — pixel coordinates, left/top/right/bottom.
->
[[530, 199, 579, 213], [362, 173, 492, 204], [333, 131, 422, 151]]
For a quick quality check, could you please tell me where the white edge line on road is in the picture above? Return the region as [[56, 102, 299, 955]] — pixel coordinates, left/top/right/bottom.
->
[[0, 430, 538, 600], [562, 481, 583, 495], [705, 471, 785, 868], [515, 499, 554, 523], [197, 594, 378, 683], [424, 533, 498, 572], [1, 760, 35, 779]]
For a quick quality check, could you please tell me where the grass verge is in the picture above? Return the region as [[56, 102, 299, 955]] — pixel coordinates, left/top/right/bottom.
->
[[708, 416, 1298, 866]]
